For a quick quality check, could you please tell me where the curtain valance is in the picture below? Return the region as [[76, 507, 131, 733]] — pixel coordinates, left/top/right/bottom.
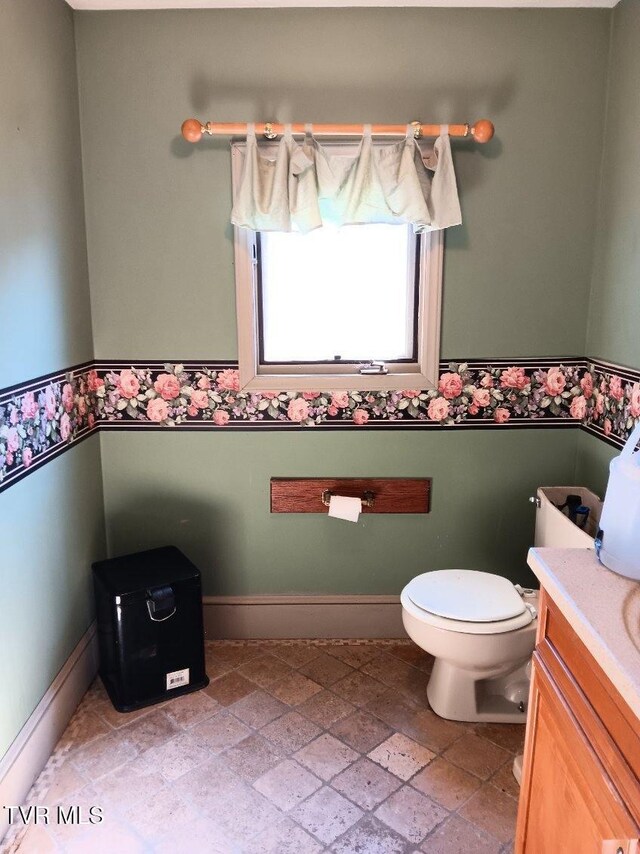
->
[[231, 124, 461, 234]]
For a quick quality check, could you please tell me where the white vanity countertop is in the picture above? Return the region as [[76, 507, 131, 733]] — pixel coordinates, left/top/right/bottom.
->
[[528, 546, 640, 721]]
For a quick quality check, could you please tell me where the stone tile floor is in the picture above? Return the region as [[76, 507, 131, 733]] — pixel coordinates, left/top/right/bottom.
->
[[6, 640, 523, 853]]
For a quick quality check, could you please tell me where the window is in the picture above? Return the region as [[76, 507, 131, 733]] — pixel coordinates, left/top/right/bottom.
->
[[259, 224, 417, 364], [232, 142, 444, 392]]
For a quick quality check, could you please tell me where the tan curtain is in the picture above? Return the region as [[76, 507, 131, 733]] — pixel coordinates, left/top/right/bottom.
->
[[231, 124, 461, 233]]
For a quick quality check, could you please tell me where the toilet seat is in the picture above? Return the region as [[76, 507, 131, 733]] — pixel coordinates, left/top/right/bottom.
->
[[402, 570, 535, 635]]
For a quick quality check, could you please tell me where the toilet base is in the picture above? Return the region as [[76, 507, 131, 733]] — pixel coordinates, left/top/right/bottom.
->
[[426, 657, 531, 724]]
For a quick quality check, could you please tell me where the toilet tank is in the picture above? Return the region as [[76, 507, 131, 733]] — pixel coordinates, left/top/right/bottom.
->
[[534, 487, 602, 549]]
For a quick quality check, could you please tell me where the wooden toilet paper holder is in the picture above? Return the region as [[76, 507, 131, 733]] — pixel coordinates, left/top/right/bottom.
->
[[270, 478, 431, 513]]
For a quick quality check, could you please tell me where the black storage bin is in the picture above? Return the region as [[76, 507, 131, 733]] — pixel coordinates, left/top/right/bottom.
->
[[92, 546, 209, 712]]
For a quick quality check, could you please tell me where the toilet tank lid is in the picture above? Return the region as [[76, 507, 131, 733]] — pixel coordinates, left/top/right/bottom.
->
[[405, 570, 526, 623]]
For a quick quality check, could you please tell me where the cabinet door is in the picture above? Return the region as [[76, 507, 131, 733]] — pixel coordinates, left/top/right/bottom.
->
[[516, 655, 638, 853]]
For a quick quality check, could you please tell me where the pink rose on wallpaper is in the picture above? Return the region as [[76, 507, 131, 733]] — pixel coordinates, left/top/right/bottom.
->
[[331, 392, 349, 409], [62, 383, 75, 413], [21, 392, 38, 420], [604, 418, 612, 436], [353, 409, 369, 425], [580, 373, 594, 398], [147, 398, 169, 422], [197, 375, 212, 390], [22, 447, 33, 468], [7, 427, 20, 453], [261, 392, 277, 400], [595, 393, 605, 416], [468, 403, 479, 415], [630, 383, 640, 418], [77, 396, 87, 417], [569, 395, 587, 420], [427, 397, 450, 421], [287, 398, 310, 423], [480, 374, 494, 389], [190, 389, 209, 409], [187, 405, 198, 417], [9, 406, 19, 426], [60, 413, 71, 440], [154, 373, 181, 401], [500, 366, 528, 390], [88, 413, 95, 429], [302, 392, 319, 400], [438, 372, 463, 400], [544, 368, 566, 397], [217, 369, 240, 391], [44, 386, 57, 419], [473, 388, 491, 408], [609, 375, 624, 401], [118, 370, 140, 400], [402, 390, 420, 399], [328, 405, 339, 416], [494, 407, 510, 423], [87, 370, 104, 392], [213, 410, 230, 427]]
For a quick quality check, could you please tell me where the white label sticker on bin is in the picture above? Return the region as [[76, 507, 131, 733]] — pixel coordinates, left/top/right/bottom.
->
[[166, 668, 189, 690]]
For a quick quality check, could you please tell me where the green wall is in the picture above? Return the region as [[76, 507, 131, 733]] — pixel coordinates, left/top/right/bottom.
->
[[586, 0, 640, 371], [0, 0, 94, 389], [0, 0, 106, 761], [575, 430, 615, 500], [578, 0, 640, 493], [73, 7, 610, 597], [0, 442, 106, 760], [75, 8, 609, 360], [100, 429, 579, 594]]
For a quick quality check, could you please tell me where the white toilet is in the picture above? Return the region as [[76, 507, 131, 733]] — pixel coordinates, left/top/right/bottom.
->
[[400, 485, 602, 723]]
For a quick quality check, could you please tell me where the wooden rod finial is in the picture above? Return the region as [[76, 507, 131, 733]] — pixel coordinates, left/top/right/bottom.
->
[[471, 119, 494, 144], [182, 118, 203, 143]]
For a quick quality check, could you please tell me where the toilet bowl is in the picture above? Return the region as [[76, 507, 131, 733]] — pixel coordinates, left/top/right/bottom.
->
[[400, 485, 603, 724], [401, 570, 538, 723]]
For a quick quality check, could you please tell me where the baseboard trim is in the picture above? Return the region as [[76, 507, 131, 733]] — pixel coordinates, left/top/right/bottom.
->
[[202, 594, 406, 639], [0, 623, 98, 843]]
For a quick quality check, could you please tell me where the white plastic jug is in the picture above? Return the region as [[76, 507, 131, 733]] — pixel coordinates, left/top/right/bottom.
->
[[596, 419, 640, 580]]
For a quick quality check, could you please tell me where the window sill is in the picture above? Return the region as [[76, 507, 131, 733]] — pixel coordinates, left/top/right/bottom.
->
[[239, 370, 437, 393]]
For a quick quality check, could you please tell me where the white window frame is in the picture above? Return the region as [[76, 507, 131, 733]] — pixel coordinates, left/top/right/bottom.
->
[[231, 140, 444, 392]]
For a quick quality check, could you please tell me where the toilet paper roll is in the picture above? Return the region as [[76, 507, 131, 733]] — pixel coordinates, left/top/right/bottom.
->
[[328, 495, 362, 523]]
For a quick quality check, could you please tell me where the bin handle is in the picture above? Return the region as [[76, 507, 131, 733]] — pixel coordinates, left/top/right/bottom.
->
[[146, 600, 176, 622]]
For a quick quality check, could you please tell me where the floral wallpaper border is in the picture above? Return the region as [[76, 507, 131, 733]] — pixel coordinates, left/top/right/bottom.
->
[[94, 358, 588, 429], [1, 357, 639, 494], [581, 358, 640, 446], [0, 363, 99, 493]]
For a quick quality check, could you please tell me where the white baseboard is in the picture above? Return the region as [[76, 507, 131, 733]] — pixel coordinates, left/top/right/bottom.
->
[[203, 594, 407, 639], [0, 623, 98, 844]]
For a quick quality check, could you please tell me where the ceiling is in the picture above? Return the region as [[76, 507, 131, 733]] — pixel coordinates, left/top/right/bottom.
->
[[67, 0, 620, 9]]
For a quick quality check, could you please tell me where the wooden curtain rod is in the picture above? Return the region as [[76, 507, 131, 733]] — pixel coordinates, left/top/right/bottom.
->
[[181, 118, 495, 144]]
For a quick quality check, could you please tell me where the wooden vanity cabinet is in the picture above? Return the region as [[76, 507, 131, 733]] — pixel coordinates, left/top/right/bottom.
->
[[515, 590, 640, 854]]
